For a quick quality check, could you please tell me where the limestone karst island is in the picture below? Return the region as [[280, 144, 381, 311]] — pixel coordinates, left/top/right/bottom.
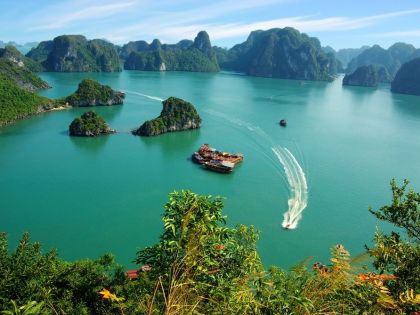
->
[[0, 1, 419, 314]]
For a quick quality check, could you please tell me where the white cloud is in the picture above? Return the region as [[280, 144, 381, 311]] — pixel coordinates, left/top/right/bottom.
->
[[28, 0, 138, 31], [372, 29, 420, 38], [102, 8, 420, 44]]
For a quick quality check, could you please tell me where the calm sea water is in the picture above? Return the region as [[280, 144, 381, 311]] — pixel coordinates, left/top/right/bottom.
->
[[1, 71, 419, 268]]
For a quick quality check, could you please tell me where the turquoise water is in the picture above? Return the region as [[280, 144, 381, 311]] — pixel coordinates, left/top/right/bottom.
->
[[1, 71, 420, 269]]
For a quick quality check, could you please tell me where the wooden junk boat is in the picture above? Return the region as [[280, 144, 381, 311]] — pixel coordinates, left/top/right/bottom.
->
[[204, 160, 235, 173], [192, 144, 243, 173]]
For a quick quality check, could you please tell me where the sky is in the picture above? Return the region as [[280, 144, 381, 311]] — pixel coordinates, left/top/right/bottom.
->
[[1, 0, 420, 50]]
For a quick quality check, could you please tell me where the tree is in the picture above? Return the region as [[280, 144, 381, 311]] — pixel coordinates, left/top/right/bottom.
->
[[136, 190, 262, 314], [368, 179, 420, 311]]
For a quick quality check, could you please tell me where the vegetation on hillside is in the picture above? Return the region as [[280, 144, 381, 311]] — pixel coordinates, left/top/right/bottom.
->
[[0, 59, 48, 91], [132, 97, 201, 136], [391, 57, 420, 96], [69, 111, 114, 137], [27, 35, 121, 72], [64, 78, 125, 107], [217, 27, 338, 81], [0, 74, 56, 127], [123, 31, 219, 72], [0, 180, 418, 314], [346, 43, 420, 79], [0, 45, 43, 72], [342, 65, 386, 87]]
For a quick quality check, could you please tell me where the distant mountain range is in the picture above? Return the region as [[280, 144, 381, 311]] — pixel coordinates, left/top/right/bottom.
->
[[3, 27, 417, 93], [0, 41, 39, 55], [122, 31, 219, 72]]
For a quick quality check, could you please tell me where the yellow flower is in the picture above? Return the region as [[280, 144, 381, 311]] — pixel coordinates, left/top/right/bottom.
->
[[99, 289, 116, 300]]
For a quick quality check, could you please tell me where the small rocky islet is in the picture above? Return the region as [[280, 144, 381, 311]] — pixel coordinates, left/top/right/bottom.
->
[[132, 97, 201, 136], [64, 78, 125, 107], [69, 111, 115, 137]]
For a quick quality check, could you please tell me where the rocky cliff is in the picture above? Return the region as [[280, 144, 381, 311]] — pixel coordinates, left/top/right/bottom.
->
[[27, 35, 121, 72], [0, 45, 43, 72], [346, 43, 419, 79], [343, 65, 380, 87], [122, 31, 219, 72], [391, 57, 420, 96], [64, 79, 125, 106], [219, 27, 337, 81], [0, 59, 49, 91], [132, 97, 201, 136]]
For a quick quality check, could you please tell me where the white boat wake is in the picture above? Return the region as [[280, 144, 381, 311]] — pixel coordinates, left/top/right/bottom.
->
[[272, 147, 308, 229], [205, 109, 308, 229], [123, 90, 164, 102]]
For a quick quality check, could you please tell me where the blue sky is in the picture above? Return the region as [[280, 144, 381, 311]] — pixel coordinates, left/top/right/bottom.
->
[[1, 0, 420, 49]]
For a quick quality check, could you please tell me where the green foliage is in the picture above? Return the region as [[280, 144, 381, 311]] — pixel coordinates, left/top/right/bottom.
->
[[343, 65, 380, 87], [0, 74, 54, 127], [1, 300, 46, 315], [219, 27, 336, 81], [346, 43, 419, 78], [133, 97, 201, 136], [0, 46, 43, 72], [391, 57, 420, 96], [136, 190, 263, 314], [69, 111, 113, 136], [28, 35, 121, 72], [25, 41, 53, 65], [0, 59, 48, 91], [123, 31, 219, 72], [368, 179, 420, 303], [64, 78, 124, 106], [0, 232, 130, 314], [0, 186, 418, 314], [370, 179, 420, 241]]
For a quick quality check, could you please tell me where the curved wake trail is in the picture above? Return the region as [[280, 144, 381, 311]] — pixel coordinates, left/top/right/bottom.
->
[[123, 90, 164, 102], [272, 147, 308, 229], [205, 109, 309, 229]]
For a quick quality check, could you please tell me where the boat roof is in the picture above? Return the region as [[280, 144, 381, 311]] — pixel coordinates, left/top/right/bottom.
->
[[221, 161, 235, 168]]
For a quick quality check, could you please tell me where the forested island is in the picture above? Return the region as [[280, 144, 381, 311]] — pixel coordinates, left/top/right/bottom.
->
[[27, 35, 121, 72], [64, 79, 125, 107], [0, 180, 418, 314], [132, 97, 201, 136], [69, 111, 115, 137], [343, 65, 377, 87], [215, 27, 339, 81], [391, 57, 420, 96], [0, 53, 124, 127], [123, 31, 219, 72]]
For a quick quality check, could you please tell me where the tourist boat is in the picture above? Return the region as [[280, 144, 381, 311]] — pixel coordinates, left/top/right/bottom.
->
[[203, 160, 235, 173], [280, 119, 287, 127], [192, 152, 205, 164], [198, 144, 244, 165]]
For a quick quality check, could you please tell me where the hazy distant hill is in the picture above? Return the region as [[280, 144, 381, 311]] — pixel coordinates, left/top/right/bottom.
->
[[346, 43, 419, 78], [122, 31, 219, 72], [0, 41, 38, 55], [391, 57, 420, 96], [323, 46, 371, 68]]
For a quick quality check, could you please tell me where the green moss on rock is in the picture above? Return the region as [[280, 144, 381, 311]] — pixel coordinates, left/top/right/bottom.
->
[[132, 97, 201, 136], [64, 79, 125, 106], [69, 111, 115, 137]]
